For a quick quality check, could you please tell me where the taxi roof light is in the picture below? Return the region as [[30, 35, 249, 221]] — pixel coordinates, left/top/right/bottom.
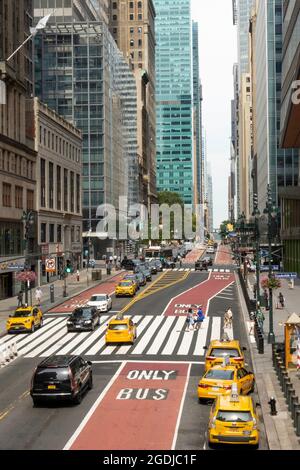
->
[[116, 312, 124, 320], [230, 383, 239, 402]]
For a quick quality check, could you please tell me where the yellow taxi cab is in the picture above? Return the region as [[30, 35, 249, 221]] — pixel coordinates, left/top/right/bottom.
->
[[207, 384, 259, 448], [198, 360, 255, 403], [204, 340, 246, 371], [105, 315, 137, 345], [115, 280, 137, 297], [6, 306, 43, 334]]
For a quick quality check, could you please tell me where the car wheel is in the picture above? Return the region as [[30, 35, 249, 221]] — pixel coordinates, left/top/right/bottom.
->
[[198, 398, 206, 405], [32, 398, 41, 407], [73, 390, 82, 405], [31, 323, 35, 333], [87, 374, 93, 390]]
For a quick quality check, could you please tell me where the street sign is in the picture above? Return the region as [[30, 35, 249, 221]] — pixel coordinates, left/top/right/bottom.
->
[[260, 266, 279, 272], [46, 258, 56, 273], [275, 273, 298, 279]]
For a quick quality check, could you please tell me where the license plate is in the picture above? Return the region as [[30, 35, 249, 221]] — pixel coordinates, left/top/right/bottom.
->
[[48, 385, 56, 390], [75, 325, 81, 328]]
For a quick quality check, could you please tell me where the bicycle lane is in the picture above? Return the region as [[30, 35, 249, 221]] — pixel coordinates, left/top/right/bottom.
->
[[163, 272, 235, 316], [48, 273, 125, 314], [65, 362, 190, 450]]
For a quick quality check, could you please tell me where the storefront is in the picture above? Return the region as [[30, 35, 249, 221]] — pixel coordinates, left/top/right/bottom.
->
[[0, 260, 25, 300]]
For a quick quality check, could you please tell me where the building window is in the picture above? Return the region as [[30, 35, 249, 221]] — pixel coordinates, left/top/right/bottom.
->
[[138, 39, 142, 47], [129, 2, 134, 8], [130, 27, 134, 34], [130, 39, 134, 47], [113, 14, 117, 20], [138, 51, 142, 59], [76, 174, 80, 214], [15, 186, 23, 209], [138, 27, 142, 34], [70, 171, 74, 213], [27, 190, 34, 210], [76, 226, 80, 243], [41, 223, 46, 244], [129, 14, 134, 20], [138, 13, 142, 20], [64, 169, 68, 212], [49, 224, 55, 243], [49, 162, 54, 209], [40, 158, 46, 207], [71, 226, 75, 243], [57, 165, 61, 211], [57, 224, 62, 243], [113, 2, 117, 8], [138, 1, 142, 8], [3, 183, 11, 207]]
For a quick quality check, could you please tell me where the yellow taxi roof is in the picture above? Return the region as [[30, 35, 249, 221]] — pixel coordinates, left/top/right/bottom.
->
[[108, 317, 130, 325], [15, 306, 33, 312], [208, 364, 237, 372], [208, 340, 241, 349], [216, 395, 254, 411]]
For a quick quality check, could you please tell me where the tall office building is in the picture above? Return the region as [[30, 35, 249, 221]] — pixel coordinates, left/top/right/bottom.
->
[[34, 1, 137, 256], [230, 63, 239, 220], [233, 0, 255, 77], [279, 0, 300, 274], [0, 0, 37, 299], [154, 0, 194, 206], [192, 21, 204, 206], [253, 0, 298, 211], [109, 0, 157, 208]]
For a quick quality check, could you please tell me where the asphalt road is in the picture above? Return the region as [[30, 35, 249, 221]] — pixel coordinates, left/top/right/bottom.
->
[[0, 262, 268, 450]]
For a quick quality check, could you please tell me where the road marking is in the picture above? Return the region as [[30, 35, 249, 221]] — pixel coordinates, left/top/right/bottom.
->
[[91, 360, 205, 365], [63, 362, 127, 450], [40, 331, 77, 356], [177, 328, 196, 356], [210, 316, 221, 341], [25, 327, 68, 357], [116, 316, 151, 355], [193, 318, 210, 356], [171, 363, 192, 450], [161, 317, 186, 355], [146, 317, 177, 355], [0, 317, 57, 347], [17, 318, 67, 355], [130, 316, 164, 355], [71, 316, 110, 356]]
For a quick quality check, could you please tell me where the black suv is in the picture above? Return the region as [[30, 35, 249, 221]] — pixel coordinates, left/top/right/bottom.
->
[[195, 260, 208, 271], [30, 355, 93, 406], [67, 306, 100, 332]]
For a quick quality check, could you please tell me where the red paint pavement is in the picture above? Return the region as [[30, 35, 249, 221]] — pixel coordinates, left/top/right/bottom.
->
[[48, 273, 125, 314], [183, 248, 205, 264], [69, 362, 190, 450], [164, 273, 235, 316], [215, 244, 234, 265]]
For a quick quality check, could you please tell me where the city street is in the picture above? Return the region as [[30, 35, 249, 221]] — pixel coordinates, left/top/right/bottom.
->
[[0, 251, 268, 450]]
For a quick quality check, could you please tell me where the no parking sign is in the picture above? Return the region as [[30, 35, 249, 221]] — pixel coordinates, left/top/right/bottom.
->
[[46, 258, 56, 273]]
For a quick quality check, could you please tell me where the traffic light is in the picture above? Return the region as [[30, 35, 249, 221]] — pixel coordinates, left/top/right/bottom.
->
[[65, 260, 73, 274]]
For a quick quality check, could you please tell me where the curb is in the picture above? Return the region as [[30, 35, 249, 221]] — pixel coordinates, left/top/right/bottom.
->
[[235, 271, 275, 450]]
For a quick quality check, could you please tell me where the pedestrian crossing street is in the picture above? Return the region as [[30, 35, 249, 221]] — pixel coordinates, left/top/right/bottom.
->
[[164, 268, 232, 273], [0, 313, 234, 360]]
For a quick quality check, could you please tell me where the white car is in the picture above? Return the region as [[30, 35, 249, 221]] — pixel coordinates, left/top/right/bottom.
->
[[206, 247, 215, 254], [87, 294, 112, 312]]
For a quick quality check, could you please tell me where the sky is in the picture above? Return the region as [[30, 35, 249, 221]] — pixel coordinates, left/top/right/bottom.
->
[[191, 0, 237, 228]]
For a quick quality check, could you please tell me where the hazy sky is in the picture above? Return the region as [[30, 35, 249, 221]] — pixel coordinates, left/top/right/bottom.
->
[[191, 0, 237, 228]]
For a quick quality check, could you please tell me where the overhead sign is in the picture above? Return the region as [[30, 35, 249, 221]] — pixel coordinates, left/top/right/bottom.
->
[[0, 262, 25, 271], [46, 258, 56, 273], [275, 273, 297, 279]]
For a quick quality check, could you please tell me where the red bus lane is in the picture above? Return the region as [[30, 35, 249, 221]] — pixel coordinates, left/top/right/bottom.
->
[[164, 273, 235, 316], [48, 273, 125, 314], [68, 362, 190, 450]]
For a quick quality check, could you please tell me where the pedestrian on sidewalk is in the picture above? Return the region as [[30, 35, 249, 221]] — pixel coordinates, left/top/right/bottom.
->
[[278, 292, 285, 309], [35, 287, 43, 306], [76, 269, 80, 282], [256, 304, 265, 334], [17, 290, 23, 307]]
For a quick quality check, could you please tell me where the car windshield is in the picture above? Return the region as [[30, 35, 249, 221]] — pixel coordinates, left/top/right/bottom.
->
[[12, 310, 32, 317], [90, 295, 106, 302], [205, 370, 234, 381], [210, 348, 240, 358], [216, 411, 252, 423], [109, 324, 128, 331], [124, 276, 135, 280], [119, 281, 132, 287], [72, 308, 93, 318]]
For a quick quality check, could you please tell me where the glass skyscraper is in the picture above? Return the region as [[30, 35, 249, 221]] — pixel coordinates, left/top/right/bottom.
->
[[192, 21, 203, 206], [34, 1, 137, 242], [154, 0, 194, 205]]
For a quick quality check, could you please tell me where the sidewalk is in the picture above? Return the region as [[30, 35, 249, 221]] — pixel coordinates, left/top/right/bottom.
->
[[0, 267, 123, 337], [239, 272, 300, 449]]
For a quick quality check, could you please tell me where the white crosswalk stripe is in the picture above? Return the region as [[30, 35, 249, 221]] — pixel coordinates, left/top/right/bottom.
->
[[0, 317, 57, 347], [10, 313, 233, 359]]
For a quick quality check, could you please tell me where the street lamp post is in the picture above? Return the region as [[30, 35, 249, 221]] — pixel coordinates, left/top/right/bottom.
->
[[263, 184, 279, 345], [253, 194, 261, 314]]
